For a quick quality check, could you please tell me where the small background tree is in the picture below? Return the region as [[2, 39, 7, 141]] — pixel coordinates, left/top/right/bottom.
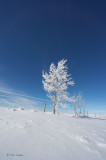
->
[[42, 59, 74, 114], [74, 93, 84, 116]]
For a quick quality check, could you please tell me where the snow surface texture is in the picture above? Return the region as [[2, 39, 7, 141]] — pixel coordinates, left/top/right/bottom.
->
[[0, 107, 106, 160]]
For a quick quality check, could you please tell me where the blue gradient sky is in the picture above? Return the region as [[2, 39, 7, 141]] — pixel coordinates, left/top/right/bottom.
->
[[0, 0, 106, 112]]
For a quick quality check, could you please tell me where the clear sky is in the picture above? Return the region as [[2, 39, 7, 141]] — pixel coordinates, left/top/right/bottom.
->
[[0, 0, 106, 113]]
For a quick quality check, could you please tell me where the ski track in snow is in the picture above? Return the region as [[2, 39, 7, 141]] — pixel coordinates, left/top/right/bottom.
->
[[0, 107, 106, 160]]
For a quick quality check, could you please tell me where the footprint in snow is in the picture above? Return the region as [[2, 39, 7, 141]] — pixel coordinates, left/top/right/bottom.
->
[[97, 142, 106, 148], [15, 123, 25, 129], [47, 134, 55, 140], [75, 136, 88, 143]]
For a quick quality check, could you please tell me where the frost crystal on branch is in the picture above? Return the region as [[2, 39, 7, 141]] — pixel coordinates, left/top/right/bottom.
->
[[42, 59, 75, 113]]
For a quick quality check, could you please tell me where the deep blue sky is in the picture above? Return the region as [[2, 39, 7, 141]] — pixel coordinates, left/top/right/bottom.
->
[[0, 0, 106, 112]]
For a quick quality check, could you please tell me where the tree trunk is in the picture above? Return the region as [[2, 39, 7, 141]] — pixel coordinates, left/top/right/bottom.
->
[[74, 102, 78, 116], [44, 100, 46, 113], [79, 107, 81, 115], [53, 90, 56, 114]]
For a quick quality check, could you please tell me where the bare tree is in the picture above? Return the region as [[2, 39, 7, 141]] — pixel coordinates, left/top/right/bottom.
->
[[74, 93, 84, 116]]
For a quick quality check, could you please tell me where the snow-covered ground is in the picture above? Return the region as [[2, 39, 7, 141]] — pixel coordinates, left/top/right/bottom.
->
[[0, 107, 106, 160]]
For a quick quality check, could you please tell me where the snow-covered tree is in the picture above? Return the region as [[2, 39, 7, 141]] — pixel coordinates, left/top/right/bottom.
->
[[42, 59, 74, 114], [74, 93, 84, 116], [73, 99, 78, 116]]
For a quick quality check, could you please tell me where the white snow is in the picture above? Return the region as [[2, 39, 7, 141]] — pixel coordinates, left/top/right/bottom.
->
[[0, 107, 106, 160]]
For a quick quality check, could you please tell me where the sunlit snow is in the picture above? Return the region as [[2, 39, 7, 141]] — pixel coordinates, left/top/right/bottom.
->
[[0, 107, 106, 160]]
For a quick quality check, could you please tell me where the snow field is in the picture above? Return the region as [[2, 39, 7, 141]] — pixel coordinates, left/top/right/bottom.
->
[[0, 107, 106, 160]]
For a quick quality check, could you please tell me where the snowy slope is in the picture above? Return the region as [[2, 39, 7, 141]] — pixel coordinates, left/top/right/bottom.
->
[[0, 107, 106, 160]]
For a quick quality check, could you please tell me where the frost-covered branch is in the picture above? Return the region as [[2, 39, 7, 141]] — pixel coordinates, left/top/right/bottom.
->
[[42, 59, 75, 114]]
